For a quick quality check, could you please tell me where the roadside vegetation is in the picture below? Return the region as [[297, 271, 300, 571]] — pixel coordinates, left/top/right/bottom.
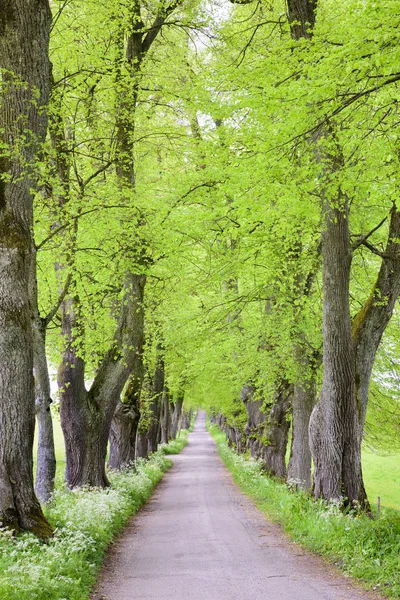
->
[[209, 425, 400, 599], [0, 433, 189, 600]]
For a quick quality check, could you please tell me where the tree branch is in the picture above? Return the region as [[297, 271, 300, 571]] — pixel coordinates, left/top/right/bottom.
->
[[352, 214, 388, 250], [142, 0, 185, 54], [360, 239, 400, 261], [44, 272, 72, 327]]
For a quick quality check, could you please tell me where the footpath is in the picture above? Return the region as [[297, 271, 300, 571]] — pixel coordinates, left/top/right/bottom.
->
[[92, 411, 380, 600]]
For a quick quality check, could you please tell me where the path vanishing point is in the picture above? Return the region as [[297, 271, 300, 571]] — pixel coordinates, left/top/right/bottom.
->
[[92, 412, 380, 600]]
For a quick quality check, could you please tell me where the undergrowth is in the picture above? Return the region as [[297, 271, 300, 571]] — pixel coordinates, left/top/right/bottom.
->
[[0, 431, 189, 600], [209, 424, 400, 599]]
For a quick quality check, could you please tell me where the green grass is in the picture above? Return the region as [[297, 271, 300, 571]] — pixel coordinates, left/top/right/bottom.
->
[[362, 450, 400, 511], [1, 431, 190, 600], [209, 424, 400, 599]]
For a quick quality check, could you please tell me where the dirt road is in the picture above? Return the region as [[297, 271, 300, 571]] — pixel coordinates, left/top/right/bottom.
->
[[92, 412, 379, 600]]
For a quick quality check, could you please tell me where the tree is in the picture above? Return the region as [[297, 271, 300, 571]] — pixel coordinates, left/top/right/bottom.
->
[[0, 0, 53, 536]]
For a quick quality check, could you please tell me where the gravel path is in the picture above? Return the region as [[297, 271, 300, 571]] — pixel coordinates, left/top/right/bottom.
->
[[92, 411, 381, 600]]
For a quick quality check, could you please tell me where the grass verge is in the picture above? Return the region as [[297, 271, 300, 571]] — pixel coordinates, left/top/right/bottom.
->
[[0, 431, 189, 600], [209, 424, 400, 599]]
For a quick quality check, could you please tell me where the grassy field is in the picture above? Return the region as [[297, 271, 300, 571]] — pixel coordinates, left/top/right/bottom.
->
[[362, 450, 400, 511]]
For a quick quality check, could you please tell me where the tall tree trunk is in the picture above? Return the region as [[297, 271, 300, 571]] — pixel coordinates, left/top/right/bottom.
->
[[60, 0, 182, 483], [135, 374, 152, 460], [0, 0, 53, 537], [287, 376, 314, 489], [108, 401, 141, 470], [261, 382, 292, 479], [160, 384, 170, 444], [33, 318, 56, 503], [147, 347, 165, 453], [171, 389, 184, 439], [181, 410, 191, 430], [287, 347, 315, 490], [108, 274, 146, 469], [286, 0, 368, 507], [242, 382, 292, 479], [58, 297, 108, 488], [283, 0, 319, 495], [59, 271, 146, 488], [352, 204, 400, 434], [309, 188, 367, 507]]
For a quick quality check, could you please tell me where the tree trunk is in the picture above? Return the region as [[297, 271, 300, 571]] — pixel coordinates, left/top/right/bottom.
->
[[160, 385, 170, 444], [108, 401, 141, 470], [181, 410, 191, 430], [287, 0, 317, 39], [287, 378, 314, 489], [33, 319, 56, 503], [108, 270, 146, 469], [59, 272, 146, 488], [352, 204, 400, 434], [171, 390, 184, 439], [261, 382, 292, 479], [147, 346, 164, 453], [242, 382, 292, 479], [309, 188, 368, 507], [0, 0, 53, 537], [136, 433, 149, 460]]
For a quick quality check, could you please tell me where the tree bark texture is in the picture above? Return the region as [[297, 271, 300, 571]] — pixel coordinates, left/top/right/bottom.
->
[[160, 385, 171, 444], [108, 375, 143, 470], [29, 244, 57, 504], [287, 375, 315, 489], [108, 400, 141, 470], [287, 0, 317, 39], [352, 204, 400, 433], [108, 272, 146, 469], [33, 318, 56, 503], [146, 347, 165, 453], [181, 410, 191, 430], [171, 389, 184, 439], [242, 382, 292, 479], [260, 383, 292, 478], [59, 273, 147, 488], [309, 191, 368, 507], [0, 0, 53, 537]]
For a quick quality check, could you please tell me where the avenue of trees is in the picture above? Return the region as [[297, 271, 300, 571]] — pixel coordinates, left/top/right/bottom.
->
[[0, 0, 399, 536]]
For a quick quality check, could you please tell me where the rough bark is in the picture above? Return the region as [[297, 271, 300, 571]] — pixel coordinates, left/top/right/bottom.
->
[[242, 382, 292, 479], [287, 0, 317, 39], [352, 204, 400, 433], [108, 371, 144, 470], [147, 347, 165, 453], [136, 434, 149, 460], [59, 272, 146, 488], [309, 188, 368, 507], [181, 410, 191, 430], [135, 374, 153, 460], [160, 384, 171, 444], [171, 389, 184, 439], [108, 400, 141, 470], [0, 0, 53, 537], [287, 372, 315, 489], [33, 317, 56, 503], [260, 383, 292, 478], [108, 272, 146, 469]]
